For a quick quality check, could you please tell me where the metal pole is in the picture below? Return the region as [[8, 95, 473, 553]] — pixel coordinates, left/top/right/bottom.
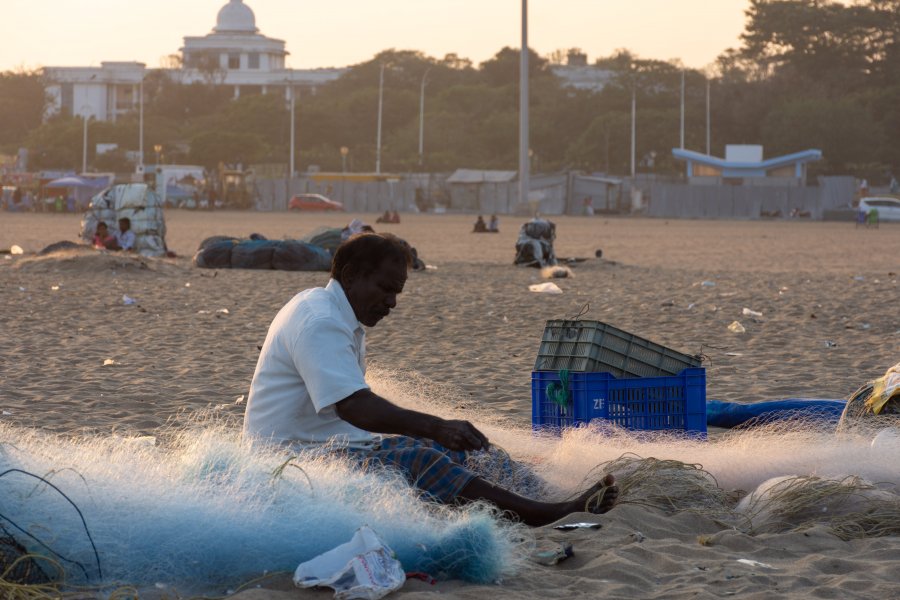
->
[[82, 112, 88, 173], [631, 84, 636, 178], [376, 63, 384, 174], [289, 86, 296, 177], [138, 78, 144, 173], [518, 0, 529, 206], [418, 67, 431, 167], [680, 70, 685, 149], [706, 77, 711, 155]]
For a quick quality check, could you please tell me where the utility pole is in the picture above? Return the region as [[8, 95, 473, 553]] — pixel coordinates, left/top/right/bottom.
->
[[518, 0, 529, 206], [138, 77, 144, 175], [418, 67, 431, 168], [376, 63, 385, 174], [680, 70, 685, 149], [630, 84, 636, 178], [289, 85, 296, 178], [706, 77, 711, 155]]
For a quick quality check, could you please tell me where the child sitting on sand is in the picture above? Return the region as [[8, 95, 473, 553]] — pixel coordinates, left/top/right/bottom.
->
[[92, 222, 115, 250]]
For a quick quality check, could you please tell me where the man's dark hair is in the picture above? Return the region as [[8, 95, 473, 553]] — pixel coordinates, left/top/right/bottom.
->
[[331, 233, 412, 284], [119, 217, 131, 227]]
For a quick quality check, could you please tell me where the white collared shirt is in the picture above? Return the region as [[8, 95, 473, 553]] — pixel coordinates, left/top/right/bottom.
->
[[116, 229, 136, 250], [242, 279, 374, 448]]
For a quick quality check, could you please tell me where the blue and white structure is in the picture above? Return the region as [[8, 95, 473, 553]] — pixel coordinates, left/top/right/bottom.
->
[[673, 145, 823, 186]]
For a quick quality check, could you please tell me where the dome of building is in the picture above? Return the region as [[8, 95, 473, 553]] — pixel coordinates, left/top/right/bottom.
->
[[214, 0, 258, 33]]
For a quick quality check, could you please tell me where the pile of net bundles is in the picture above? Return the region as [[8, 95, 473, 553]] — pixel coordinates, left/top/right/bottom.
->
[[837, 360, 900, 432], [514, 218, 558, 267], [193, 236, 333, 271], [80, 183, 168, 257]]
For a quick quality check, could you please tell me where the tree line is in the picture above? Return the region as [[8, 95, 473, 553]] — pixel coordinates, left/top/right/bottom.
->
[[1, 0, 898, 183]]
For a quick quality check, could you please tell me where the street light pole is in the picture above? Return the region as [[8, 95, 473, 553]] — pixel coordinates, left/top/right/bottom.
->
[[289, 85, 296, 178], [518, 0, 529, 206], [706, 77, 711, 155], [340, 146, 349, 173], [418, 66, 431, 168], [138, 77, 144, 175], [376, 63, 385, 174], [680, 70, 685, 149], [630, 83, 636, 178], [81, 107, 91, 174]]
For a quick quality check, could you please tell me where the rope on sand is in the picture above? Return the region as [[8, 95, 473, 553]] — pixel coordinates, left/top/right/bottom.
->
[[593, 454, 736, 520], [738, 474, 900, 540]]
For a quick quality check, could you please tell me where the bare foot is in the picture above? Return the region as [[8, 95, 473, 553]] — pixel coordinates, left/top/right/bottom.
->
[[532, 474, 619, 526], [580, 474, 619, 514]]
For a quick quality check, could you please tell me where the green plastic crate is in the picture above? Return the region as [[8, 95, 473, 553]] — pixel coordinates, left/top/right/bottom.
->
[[534, 319, 701, 377]]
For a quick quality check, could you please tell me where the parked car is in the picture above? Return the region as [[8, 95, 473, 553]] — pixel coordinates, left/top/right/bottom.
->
[[859, 197, 900, 221], [288, 193, 344, 211]]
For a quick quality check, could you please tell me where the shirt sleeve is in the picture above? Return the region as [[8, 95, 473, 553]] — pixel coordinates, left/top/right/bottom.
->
[[290, 316, 369, 413]]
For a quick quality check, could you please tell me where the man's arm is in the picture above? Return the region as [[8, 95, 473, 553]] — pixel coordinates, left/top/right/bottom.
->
[[335, 389, 489, 452]]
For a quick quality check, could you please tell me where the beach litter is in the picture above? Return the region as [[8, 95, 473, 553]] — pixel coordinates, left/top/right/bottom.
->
[[10, 245, 24, 255], [293, 525, 406, 599], [727, 321, 746, 334], [531, 542, 574, 566], [216, 308, 230, 315], [742, 308, 763, 319], [824, 341, 837, 348], [529, 282, 563, 294], [122, 294, 137, 305], [553, 522, 602, 531], [700, 281, 716, 288], [736, 559, 776, 570], [102, 359, 118, 366]]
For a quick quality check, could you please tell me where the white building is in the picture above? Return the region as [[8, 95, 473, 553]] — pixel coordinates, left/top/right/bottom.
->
[[44, 0, 347, 122]]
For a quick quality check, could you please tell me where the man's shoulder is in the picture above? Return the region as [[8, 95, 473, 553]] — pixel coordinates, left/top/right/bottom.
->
[[280, 286, 346, 327]]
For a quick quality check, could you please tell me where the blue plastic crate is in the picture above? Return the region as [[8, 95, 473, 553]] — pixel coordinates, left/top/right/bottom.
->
[[531, 369, 707, 434]]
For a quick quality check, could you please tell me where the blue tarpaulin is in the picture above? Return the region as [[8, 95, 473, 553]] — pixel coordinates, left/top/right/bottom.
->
[[706, 399, 846, 429]]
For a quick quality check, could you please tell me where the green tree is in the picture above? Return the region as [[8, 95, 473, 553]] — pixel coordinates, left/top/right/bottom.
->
[[189, 131, 266, 169], [0, 69, 48, 153]]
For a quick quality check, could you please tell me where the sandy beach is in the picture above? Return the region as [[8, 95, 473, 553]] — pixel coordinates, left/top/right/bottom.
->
[[1, 211, 899, 599]]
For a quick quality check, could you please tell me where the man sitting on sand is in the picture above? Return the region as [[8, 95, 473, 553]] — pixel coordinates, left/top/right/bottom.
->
[[242, 233, 618, 526], [106, 217, 136, 251]]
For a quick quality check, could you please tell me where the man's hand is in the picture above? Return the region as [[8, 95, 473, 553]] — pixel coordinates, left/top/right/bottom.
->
[[431, 419, 490, 452], [336, 390, 490, 451]]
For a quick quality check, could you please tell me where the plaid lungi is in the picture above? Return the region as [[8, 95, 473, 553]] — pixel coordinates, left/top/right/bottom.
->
[[347, 436, 476, 503]]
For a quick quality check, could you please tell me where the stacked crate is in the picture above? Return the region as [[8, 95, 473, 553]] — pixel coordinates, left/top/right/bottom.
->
[[531, 320, 706, 435]]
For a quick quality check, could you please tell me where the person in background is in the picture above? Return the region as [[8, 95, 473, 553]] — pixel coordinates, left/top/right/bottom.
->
[[107, 217, 136, 251], [488, 214, 499, 233], [473, 215, 487, 233], [92, 221, 115, 249]]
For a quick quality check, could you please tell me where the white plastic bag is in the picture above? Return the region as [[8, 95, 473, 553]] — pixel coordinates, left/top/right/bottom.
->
[[528, 282, 563, 294], [293, 526, 405, 600]]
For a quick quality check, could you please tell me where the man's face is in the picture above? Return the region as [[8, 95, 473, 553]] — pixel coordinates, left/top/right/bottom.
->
[[344, 259, 407, 327], [119, 220, 129, 231]]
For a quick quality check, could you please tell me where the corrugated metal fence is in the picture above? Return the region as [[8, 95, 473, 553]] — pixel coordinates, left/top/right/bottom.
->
[[644, 177, 855, 219], [255, 174, 856, 219]]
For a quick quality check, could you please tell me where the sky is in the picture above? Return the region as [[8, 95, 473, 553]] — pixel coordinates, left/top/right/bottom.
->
[[1, 0, 751, 72]]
